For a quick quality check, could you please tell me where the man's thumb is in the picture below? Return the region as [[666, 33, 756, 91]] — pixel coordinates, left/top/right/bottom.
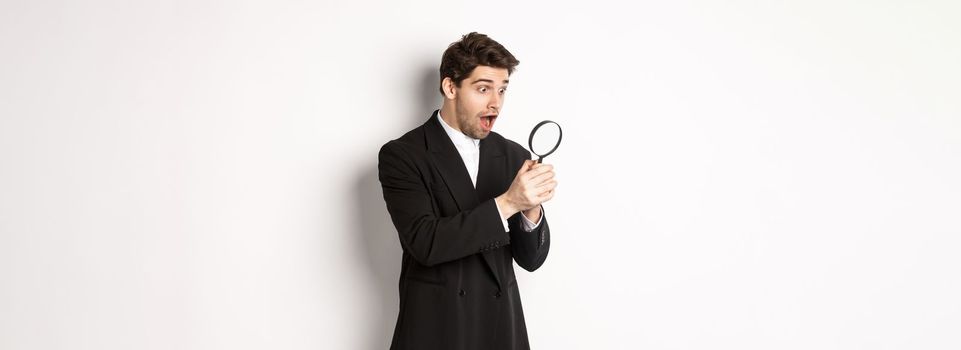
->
[[520, 159, 535, 173]]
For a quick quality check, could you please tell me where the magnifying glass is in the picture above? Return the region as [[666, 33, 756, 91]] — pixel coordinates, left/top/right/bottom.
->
[[528, 120, 563, 163]]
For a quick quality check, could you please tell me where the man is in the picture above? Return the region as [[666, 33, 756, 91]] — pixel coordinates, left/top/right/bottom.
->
[[378, 32, 557, 350]]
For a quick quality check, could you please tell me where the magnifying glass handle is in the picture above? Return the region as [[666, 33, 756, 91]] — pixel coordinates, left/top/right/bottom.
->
[[537, 157, 543, 164]]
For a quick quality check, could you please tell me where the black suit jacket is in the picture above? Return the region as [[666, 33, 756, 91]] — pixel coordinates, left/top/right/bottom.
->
[[379, 110, 551, 350]]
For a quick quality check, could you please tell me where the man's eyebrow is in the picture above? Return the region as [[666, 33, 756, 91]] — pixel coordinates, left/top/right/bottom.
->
[[470, 79, 510, 85]]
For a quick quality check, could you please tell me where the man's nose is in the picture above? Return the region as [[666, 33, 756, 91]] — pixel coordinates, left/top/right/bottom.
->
[[488, 93, 502, 111]]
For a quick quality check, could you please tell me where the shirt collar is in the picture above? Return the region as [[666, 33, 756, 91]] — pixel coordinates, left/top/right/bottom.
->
[[437, 110, 480, 148]]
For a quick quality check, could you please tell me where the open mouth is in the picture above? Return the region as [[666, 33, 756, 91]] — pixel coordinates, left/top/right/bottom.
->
[[480, 114, 497, 132]]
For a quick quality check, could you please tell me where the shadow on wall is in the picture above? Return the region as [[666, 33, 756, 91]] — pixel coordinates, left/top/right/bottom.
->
[[352, 63, 440, 350]]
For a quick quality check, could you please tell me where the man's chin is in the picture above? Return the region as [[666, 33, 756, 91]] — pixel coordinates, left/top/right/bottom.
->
[[464, 129, 490, 140]]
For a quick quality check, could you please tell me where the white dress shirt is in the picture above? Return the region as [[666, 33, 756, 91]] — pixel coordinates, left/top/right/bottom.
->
[[437, 111, 542, 232]]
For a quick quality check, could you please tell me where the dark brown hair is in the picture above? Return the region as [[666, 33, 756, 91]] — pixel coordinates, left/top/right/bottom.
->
[[438, 32, 520, 96]]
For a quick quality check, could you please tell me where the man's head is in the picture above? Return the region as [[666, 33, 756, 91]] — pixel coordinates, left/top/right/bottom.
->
[[438, 32, 519, 140]]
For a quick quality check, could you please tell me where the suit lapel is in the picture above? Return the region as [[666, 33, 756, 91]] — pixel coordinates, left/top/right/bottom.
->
[[425, 110, 479, 210], [476, 136, 507, 201], [476, 134, 508, 290]]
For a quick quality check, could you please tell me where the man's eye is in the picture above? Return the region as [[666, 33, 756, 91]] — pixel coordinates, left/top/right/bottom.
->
[[499, 89, 506, 94], [479, 87, 488, 93]]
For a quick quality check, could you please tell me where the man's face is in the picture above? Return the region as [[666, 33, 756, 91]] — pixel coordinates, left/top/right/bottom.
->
[[451, 66, 510, 139]]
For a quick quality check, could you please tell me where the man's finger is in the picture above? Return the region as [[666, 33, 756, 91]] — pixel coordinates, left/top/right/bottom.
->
[[527, 170, 555, 186], [535, 180, 557, 194], [530, 163, 553, 172], [537, 179, 557, 189], [529, 180, 555, 198], [522, 164, 553, 181], [537, 189, 555, 203]]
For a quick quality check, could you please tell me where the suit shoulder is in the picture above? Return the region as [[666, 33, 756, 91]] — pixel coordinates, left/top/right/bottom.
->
[[378, 137, 422, 180], [380, 125, 427, 155]]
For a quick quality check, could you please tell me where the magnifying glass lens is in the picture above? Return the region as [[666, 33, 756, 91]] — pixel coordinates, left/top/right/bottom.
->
[[531, 123, 560, 156], [528, 120, 563, 163]]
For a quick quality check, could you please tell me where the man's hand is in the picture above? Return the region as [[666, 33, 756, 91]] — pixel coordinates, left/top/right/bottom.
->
[[495, 160, 557, 220]]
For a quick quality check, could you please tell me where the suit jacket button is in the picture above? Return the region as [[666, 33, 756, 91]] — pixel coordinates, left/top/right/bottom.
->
[[494, 291, 502, 298], [459, 289, 466, 297]]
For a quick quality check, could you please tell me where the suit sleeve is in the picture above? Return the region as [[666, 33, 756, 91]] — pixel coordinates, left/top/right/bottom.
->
[[509, 208, 550, 272], [379, 142, 511, 267]]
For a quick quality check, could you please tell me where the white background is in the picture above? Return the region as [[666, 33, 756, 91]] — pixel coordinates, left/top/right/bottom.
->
[[2, 0, 959, 349]]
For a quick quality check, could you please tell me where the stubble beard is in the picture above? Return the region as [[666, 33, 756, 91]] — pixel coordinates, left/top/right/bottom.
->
[[455, 108, 489, 140], [460, 115, 484, 139]]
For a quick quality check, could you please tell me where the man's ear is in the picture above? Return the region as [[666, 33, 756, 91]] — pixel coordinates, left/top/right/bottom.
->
[[442, 77, 457, 100]]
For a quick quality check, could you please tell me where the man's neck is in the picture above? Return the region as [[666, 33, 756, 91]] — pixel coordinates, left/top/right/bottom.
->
[[439, 103, 460, 133]]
